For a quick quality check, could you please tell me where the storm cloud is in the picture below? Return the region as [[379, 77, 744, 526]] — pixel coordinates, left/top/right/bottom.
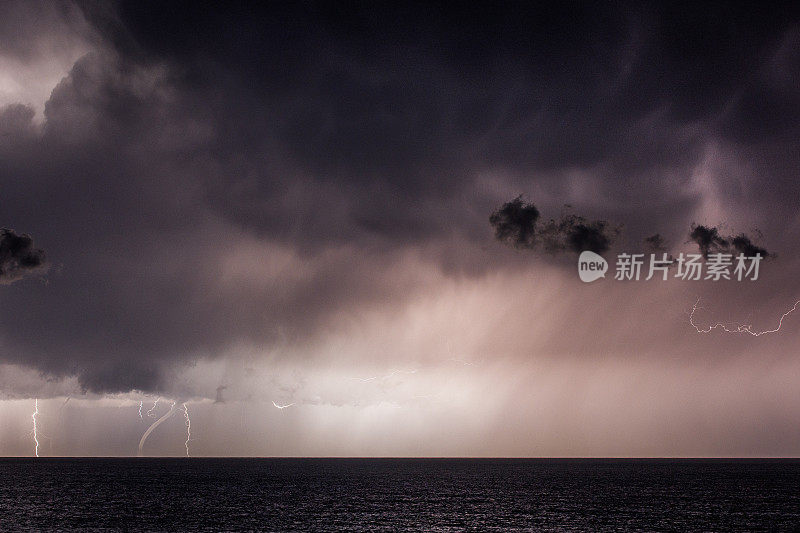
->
[[688, 224, 770, 258], [643, 234, 668, 253], [0, 0, 799, 405], [489, 196, 540, 249], [490, 200, 771, 260], [0, 228, 45, 283], [490, 196, 616, 254]]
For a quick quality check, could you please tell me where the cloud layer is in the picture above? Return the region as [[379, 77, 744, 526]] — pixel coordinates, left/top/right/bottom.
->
[[0, 1, 799, 411]]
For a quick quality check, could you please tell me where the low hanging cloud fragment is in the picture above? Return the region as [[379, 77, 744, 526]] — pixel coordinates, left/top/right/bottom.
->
[[644, 234, 669, 253], [539, 215, 615, 254], [488, 196, 540, 249], [0, 228, 46, 284], [688, 225, 770, 258], [489, 196, 616, 254], [491, 200, 772, 262]]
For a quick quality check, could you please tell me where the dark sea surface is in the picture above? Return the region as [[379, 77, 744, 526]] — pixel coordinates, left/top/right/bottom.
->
[[1, 458, 799, 532]]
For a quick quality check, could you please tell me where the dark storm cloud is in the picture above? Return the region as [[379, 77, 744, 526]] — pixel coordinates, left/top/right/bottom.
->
[[0, 1, 799, 395], [538, 216, 616, 255], [688, 224, 770, 258], [490, 197, 616, 254], [0, 228, 46, 283], [643, 234, 668, 253], [490, 201, 770, 259], [71, 2, 693, 243], [77, 1, 800, 247], [688, 225, 728, 257], [729, 234, 770, 258], [489, 196, 540, 249]]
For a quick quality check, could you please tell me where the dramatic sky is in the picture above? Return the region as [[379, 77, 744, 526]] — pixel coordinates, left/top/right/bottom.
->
[[2, 1, 800, 456]]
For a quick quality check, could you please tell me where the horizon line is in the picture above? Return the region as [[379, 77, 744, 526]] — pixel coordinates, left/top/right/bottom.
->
[[4, 456, 800, 460]]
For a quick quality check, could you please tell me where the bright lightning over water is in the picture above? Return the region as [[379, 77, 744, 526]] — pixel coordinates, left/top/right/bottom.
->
[[690, 297, 800, 336], [182, 403, 191, 457], [32, 399, 39, 458], [147, 398, 160, 417]]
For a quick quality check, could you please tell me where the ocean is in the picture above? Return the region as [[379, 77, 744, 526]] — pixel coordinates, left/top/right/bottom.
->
[[1, 458, 798, 531]]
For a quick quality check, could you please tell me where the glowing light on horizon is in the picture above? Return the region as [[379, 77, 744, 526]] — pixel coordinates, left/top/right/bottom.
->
[[690, 297, 800, 336], [32, 399, 39, 458]]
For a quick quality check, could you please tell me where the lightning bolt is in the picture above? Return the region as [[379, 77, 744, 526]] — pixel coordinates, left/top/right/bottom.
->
[[32, 399, 39, 458], [138, 401, 178, 456], [182, 403, 191, 457], [690, 297, 800, 336], [146, 398, 160, 417], [138, 401, 143, 419], [271, 401, 296, 409]]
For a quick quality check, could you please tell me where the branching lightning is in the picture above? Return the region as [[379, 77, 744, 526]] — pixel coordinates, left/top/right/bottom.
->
[[182, 403, 191, 457], [690, 297, 800, 336], [146, 398, 160, 417], [32, 399, 39, 458], [272, 401, 296, 409]]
